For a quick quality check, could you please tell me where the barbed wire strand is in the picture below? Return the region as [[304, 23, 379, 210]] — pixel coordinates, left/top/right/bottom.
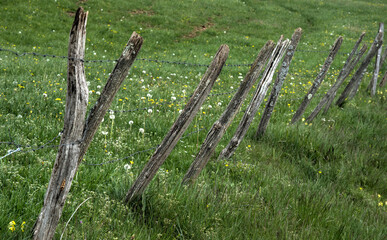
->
[[0, 47, 354, 67]]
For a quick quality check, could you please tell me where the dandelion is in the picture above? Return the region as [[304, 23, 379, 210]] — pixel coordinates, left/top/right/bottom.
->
[[171, 96, 176, 101], [147, 93, 152, 98], [96, 91, 101, 95], [139, 128, 145, 134], [101, 131, 108, 135], [109, 114, 115, 120], [21, 221, 25, 232], [129, 120, 134, 125], [43, 93, 48, 97], [8, 221, 16, 232], [148, 109, 153, 114], [55, 98, 61, 101], [307, 94, 313, 99], [378, 202, 384, 206], [124, 164, 132, 170], [217, 102, 222, 106]]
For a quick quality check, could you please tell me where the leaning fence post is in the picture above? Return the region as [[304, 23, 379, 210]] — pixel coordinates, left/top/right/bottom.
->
[[218, 37, 290, 161], [32, 9, 89, 240], [379, 71, 387, 88], [32, 8, 143, 240], [180, 40, 276, 184], [336, 32, 383, 107], [124, 45, 229, 203], [255, 28, 302, 139], [306, 34, 367, 122], [290, 36, 343, 124], [368, 23, 384, 96]]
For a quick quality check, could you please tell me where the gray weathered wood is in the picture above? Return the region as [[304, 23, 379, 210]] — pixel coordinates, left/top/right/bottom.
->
[[124, 45, 229, 203], [323, 46, 368, 114], [218, 38, 290, 160], [290, 36, 343, 124], [336, 32, 383, 107], [33, 8, 143, 240], [80, 32, 143, 160], [368, 23, 384, 96], [255, 28, 302, 139], [306, 35, 368, 122], [33, 8, 89, 240], [379, 71, 387, 87], [181, 40, 275, 184]]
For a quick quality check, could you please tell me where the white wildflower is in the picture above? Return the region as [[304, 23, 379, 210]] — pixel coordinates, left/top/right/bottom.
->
[[139, 128, 145, 134]]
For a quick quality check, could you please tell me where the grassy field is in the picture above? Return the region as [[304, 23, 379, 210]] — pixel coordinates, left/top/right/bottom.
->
[[1, 0, 387, 239]]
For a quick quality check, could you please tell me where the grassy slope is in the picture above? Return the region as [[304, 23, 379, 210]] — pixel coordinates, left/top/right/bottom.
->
[[0, 0, 386, 239]]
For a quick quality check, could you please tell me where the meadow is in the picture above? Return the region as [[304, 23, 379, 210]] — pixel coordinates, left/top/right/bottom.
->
[[1, 0, 387, 239]]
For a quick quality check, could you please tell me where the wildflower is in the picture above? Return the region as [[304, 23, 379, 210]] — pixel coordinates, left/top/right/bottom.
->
[[55, 98, 61, 101], [109, 114, 115, 120], [101, 131, 108, 135], [96, 91, 101, 95], [43, 93, 48, 97], [9, 221, 16, 232], [148, 109, 153, 114], [307, 94, 313, 99], [378, 202, 383, 206], [217, 102, 222, 106], [171, 96, 176, 101], [124, 164, 131, 170], [378, 194, 381, 198], [139, 128, 145, 134], [21, 221, 25, 232], [129, 120, 134, 125]]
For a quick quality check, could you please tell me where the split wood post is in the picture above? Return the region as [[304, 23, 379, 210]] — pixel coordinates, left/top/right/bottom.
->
[[180, 40, 276, 184], [290, 36, 343, 124], [336, 32, 383, 107], [255, 28, 302, 139], [306, 35, 368, 122], [124, 45, 229, 203], [368, 23, 384, 96], [32, 8, 143, 240], [218, 38, 290, 161], [379, 71, 387, 87]]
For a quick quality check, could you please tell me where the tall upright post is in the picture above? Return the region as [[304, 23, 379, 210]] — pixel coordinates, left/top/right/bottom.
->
[[33, 8, 143, 239], [368, 23, 384, 96]]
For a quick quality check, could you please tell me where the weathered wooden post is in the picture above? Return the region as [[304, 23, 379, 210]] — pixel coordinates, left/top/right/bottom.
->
[[336, 32, 383, 107], [124, 45, 229, 203], [306, 34, 367, 122], [218, 38, 290, 161], [33, 8, 143, 240], [255, 28, 302, 139], [180, 40, 276, 184], [379, 71, 387, 87], [290, 36, 343, 124], [368, 23, 384, 96]]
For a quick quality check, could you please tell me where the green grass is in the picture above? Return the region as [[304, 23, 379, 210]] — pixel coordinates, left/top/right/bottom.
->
[[1, 0, 387, 239]]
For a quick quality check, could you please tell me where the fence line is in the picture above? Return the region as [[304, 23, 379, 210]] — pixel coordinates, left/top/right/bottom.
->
[[0, 47, 354, 67]]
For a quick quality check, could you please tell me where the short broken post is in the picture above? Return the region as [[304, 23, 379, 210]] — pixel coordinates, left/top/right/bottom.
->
[[368, 23, 384, 96], [218, 37, 290, 161], [255, 28, 302, 139], [290, 36, 343, 124], [33, 7, 143, 240], [181, 40, 275, 184], [306, 34, 367, 122], [124, 45, 229, 203], [336, 32, 383, 107]]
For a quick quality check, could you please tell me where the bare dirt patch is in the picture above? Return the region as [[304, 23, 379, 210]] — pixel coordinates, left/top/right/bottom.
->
[[128, 9, 154, 16], [183, 21, 215, 39]]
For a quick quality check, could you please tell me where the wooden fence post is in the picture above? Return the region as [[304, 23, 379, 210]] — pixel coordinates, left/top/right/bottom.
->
[[336, 32, 383, 107], [290, 36, 343, 124], [32, 8, 143, 240], [181, 40, 275, 184], [124, 45, 229, 203], [306, 34, 367, 122], [218, 38, 290, 161], [255, 28, 302, 139], [368, 23, 384, 96], [379, 71, 387, 87]]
